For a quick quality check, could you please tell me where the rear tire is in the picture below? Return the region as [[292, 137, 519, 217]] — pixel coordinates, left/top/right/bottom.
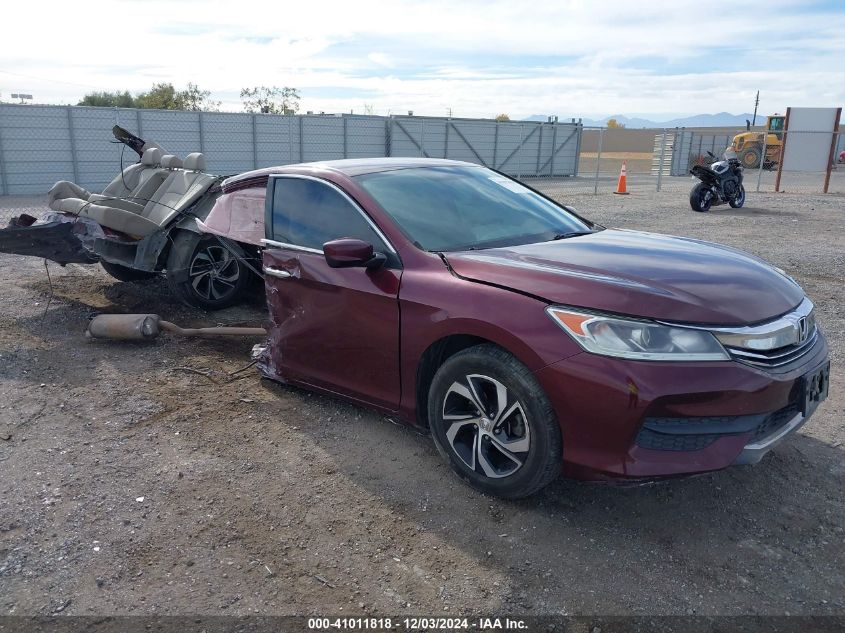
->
[[166, 232, 251, 311], [739, 146, 762, 169], [689, 183, 713, 213], [427, 344, 562, 499], [729, 184, 746, 208], [100, 260, 157, 282]]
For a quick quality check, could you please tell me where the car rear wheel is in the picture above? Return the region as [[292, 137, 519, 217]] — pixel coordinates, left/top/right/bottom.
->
[[428, 344, 562, 498], [100, 260, 157, 282], [689, 183, 713, 212], [166, 232, 251, 311]]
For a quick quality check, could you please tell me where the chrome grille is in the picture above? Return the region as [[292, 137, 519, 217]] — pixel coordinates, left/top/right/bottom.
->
[[726, 327, 818, 368]]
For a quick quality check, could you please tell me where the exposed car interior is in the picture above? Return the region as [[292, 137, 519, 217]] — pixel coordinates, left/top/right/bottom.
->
[[46, 151, 219, 238]]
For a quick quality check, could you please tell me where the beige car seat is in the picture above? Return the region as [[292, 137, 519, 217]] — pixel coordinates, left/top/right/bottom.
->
[[48, 147, 166, 211], [71, 153, 218, 238]]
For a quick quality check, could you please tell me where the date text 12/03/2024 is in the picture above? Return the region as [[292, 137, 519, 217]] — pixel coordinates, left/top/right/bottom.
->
[[307, 617, 528, 630]]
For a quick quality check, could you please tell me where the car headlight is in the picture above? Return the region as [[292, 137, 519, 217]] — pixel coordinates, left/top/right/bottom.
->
[[546, 307, 729, 361]]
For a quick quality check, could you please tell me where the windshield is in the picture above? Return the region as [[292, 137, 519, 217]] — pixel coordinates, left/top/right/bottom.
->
[[354, 165, 594, 251]]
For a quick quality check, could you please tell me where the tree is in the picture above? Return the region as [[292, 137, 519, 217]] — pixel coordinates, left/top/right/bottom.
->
[[80, 83, 220, 111], [606, 118, 625, 129], [363, 103, 376, 115], [240, 86, 300, 114], [134, 82, 181, 110], [495, 113, 510, 122], [78, 90, 136, 108], [175, 82, 220, 111]]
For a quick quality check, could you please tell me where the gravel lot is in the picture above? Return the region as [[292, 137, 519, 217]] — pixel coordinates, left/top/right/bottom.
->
[[0, 189, 843, 618]]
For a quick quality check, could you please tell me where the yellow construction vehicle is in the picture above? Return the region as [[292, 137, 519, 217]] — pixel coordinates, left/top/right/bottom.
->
[[730, 115, 785, 169]]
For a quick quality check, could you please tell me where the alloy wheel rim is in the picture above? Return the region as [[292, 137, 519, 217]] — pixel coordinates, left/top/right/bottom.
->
[[189, 246, 240, 301], [441, 374, 531, 479]]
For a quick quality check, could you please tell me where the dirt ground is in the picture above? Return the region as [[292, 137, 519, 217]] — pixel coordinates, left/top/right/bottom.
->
[[0, 189, 843, 618]]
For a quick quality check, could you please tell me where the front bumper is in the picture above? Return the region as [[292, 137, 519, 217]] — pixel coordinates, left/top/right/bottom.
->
[[534, 330, 829, 480]]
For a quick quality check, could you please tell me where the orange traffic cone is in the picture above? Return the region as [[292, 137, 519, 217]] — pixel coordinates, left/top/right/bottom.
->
[[613, 161, 629, 195]]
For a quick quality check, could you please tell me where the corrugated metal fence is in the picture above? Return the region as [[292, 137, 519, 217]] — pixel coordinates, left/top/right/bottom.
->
[[0, 104, 582, 195], [656, 130, 736, 176]]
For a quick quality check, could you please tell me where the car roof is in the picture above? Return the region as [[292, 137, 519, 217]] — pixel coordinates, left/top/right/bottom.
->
[[222, 157, 479, 191]]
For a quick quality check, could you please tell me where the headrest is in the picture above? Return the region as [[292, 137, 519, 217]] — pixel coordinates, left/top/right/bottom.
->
[[141, 147, 163, 166], [183, 152, 206, 172], [160, 155, 183, 169]]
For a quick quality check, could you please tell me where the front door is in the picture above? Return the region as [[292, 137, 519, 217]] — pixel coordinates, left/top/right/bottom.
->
[[262, 175, 402, 410]]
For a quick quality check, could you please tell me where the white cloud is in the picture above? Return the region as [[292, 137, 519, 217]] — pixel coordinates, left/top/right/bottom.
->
[[0, 0, 842, 118]]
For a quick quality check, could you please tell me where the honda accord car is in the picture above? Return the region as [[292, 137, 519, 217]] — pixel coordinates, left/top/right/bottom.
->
[[234, 158, 829, 498]]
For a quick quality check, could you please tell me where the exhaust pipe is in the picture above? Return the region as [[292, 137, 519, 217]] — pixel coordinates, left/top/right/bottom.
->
[[86, 314, 266, 341]]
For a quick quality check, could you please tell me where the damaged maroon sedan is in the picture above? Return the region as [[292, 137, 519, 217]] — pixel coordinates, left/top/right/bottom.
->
[[221, 158, 829, 498]]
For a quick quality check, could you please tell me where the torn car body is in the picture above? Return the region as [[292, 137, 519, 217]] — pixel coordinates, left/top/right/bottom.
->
[[0, 126, 258, 310]]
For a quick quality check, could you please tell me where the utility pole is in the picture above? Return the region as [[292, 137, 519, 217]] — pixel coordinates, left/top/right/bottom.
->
[[752, 91, 759, 127]]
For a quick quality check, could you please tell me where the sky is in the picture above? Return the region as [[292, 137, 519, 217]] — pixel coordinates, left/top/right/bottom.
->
[[1, 0, 843, 120]]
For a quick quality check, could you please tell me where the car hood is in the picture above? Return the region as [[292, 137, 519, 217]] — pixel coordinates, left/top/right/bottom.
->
[[442, 229, 804, 325]]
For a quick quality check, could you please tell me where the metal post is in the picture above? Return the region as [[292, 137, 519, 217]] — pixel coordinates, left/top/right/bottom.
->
[[0, 106, 8, 195], [198, 111, 205, 153], [593, 127, 604, 195], [385, 118, 392, 157], [288, 116, 293, 164], [444, 117, 450, 159], [66, 107, 80, 185], [251, 113, 258, 169], [535, 123, 543, 176], [136, 108, 142, 137], [774, 108, 792, 193], [823, 108, 842, 194], [343, 115, 348, 159], [299, 116, 304, 162], [492, 122, 499, 169], [420, 120, 426, 157], [656, 128, 667, 192], [756, 134, 767, 193], [517, 124, 524, 179], [549, 123, 557, 176], [573, 121, 583, 177]]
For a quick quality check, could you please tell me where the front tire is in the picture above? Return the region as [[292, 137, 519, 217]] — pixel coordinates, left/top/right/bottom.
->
[[166, 232, 251, 310], [100, 260, 157, 282], [427, 344, 562, 499], [689, 183, 713, 212], [729, 184, 746, 208]]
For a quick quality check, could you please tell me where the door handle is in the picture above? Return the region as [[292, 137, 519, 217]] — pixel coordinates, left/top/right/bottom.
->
[[263, 266, 292, 279]]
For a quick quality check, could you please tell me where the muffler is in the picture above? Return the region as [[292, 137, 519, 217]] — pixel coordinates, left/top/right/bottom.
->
[[85, 314, 266, 341]]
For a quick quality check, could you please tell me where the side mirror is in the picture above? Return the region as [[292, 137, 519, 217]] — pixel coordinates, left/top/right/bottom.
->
[[323, 238, 386, 270]]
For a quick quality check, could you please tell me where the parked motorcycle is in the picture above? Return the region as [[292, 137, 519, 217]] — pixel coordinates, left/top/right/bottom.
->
[[689, 150, 745, 212]]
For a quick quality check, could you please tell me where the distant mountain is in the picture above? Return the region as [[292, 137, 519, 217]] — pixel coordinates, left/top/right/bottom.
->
[[524, 112, 757, 128]]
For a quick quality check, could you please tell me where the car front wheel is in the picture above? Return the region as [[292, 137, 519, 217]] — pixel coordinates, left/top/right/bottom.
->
[[428, 344, 562, 498]]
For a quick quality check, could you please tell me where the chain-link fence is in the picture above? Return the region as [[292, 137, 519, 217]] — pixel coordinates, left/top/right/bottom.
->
[[525, 126, 844, 199], [0, 104, 840, 199], [0, 104, 582, 195]]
